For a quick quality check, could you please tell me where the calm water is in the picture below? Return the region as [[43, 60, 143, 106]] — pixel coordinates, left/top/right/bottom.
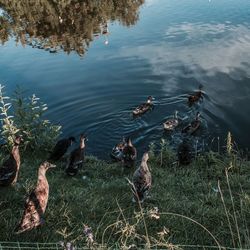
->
[[1, 0, 250, 158]]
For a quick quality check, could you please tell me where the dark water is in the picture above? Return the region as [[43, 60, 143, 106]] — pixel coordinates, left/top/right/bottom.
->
[[1, 0, 250, 158]]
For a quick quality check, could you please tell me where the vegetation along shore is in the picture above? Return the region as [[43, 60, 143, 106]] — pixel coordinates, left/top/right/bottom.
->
[[0, 85, 250, 249]]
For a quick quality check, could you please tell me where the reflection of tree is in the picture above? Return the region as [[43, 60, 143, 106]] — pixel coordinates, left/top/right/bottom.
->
[[0, 0, 144, 56]]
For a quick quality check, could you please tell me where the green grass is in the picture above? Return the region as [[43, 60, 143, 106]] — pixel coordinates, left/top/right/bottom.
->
[[0, 147, 250, 249]]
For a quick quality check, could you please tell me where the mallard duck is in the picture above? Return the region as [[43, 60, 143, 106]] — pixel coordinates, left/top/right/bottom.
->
[[66, 134, 86, 176], [177, 139, 192, 165], [132, 152, 151, 203], [110, 137, 126, 161], [15, 161, 56, 234], [188, 85, 203, 105], [0, 136, 22, 186], [122, 137, 137, 168], [163, 111, 179, 131], [48, 137, 76, 162], [133, 96, 154, 116], [182, 112, 201, 135]]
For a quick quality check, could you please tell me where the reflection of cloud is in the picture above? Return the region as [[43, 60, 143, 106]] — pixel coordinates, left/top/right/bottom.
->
[[119, 22, 250, 84], [145, 0, 160, 6]]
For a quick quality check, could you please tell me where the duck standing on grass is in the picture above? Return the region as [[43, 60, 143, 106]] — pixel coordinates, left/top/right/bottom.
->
[[182, 112, 201, 135], [133, 96, 154, 116], [177, 138, 192, 165], [163, 111, 179, 131], [66, 134, 87, 176], [132, 152, 151, 203], [48, 136, 76, 162], [0, 136, 23, 186], [15, 161, 56, 234], [122, 137, 137, 168]]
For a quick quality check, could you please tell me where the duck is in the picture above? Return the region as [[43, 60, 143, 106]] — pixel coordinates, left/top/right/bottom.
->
[[132, 152, 151, 203], [122, 137, 137, 168], [133, 96, 154, 116], [0, 136, 22, 186], [188, 85, 203, 105], [163, 111, 179, 131], [66, 134, 87, 176], [48, 137, 76, 162], [14, 161, 56, 234], [182, 112, 201, 135], [177, 138, 192, 165], [110, 137, 126, 161]]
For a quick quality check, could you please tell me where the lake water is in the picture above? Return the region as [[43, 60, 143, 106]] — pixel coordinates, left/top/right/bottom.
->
[[1, 0, 250, 158]]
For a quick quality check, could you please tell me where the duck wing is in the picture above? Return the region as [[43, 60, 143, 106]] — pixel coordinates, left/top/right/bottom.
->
[[15, 191, 45, 234], [49, 139, 70, 161], [0, 156, 17, 186]]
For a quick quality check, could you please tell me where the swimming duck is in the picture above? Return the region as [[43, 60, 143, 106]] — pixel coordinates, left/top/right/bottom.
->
[[132, 152, 151, 203], [177, 139, 192, 165], [122, 137, 137, 168], [48, 137, 76, 162], [182, 112, 201, 135], [15, 161, 56, 234], [66, 134, 86, 176], [0, 136, 22, 186], [188, 85, 203, 105], [133, 96, 154, 116], [110, 137, 126, 161], [163, 111, 179, 131]]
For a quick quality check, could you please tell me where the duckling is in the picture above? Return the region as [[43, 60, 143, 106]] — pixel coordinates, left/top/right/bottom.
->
[[0, 136, 22, 186], [66, 134, 86, 176], [163, 111, 179, 131], [15, 161, 56, 234], [133, 96, 154, 116], [132, 152, 151, 203], [188, 85, 203, 105], [182, 112, 201, 135], [110, 137, 126, 161], [122, 137, 137, 168], [48, 137, 76, 162], [177, 138, 192, 165]]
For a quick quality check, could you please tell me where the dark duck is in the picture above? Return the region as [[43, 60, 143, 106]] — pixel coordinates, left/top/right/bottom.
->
[[48, 137, 76, 161], [0, 136, 22, 186], [122, 137, 137, 168], [15, 161, 56, 234], [182, 112, 201, 135], [66, 134, 87, 176], [188, 85, 203, 105], [177, 139, 193, 165], [132, 152, 152, 203], [133, 96, 154, 116]]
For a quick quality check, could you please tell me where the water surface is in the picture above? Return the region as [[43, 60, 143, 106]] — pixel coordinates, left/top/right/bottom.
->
[[1, 0, 250, 157]]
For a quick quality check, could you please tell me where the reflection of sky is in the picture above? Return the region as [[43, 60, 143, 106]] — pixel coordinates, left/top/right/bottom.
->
[[118, 23, 250, 80]]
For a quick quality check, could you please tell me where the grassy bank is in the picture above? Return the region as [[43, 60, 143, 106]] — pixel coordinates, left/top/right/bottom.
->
[[0, 86, 250, 249], [0, 147, 250, 249]]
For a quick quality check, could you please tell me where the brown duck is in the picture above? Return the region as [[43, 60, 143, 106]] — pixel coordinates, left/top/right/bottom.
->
[[182, 112, 201, 135], [122, 137, 137, 168], [132, 152, 151, 203], [188, 85, 203, 105], [133, 96, 154, 116], [0, 136, 22, 186], [15, 161, 56, 234], [66, 134, 86, 176]]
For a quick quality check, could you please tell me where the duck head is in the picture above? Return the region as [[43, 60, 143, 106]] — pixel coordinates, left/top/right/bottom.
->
[[142, 152, 149, 162], [147, 96, 155, 103], [125, 137, 133, 146], [79, 134, 87, 149], [39, 161, 56, 175], [14, 135, 23, 146]]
